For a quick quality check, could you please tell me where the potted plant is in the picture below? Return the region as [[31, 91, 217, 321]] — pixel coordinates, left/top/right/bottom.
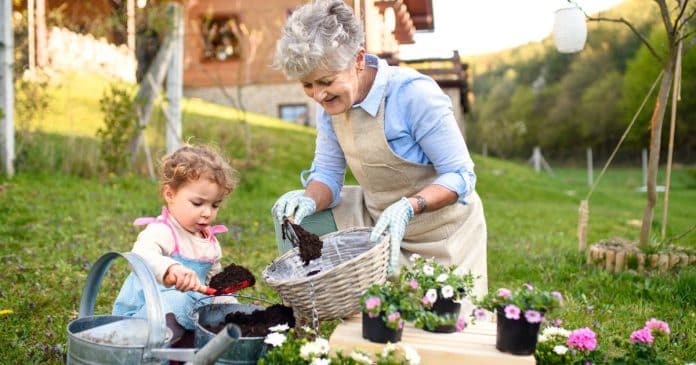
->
[[400, 254, 475, 333], [475, 284, 563, 355], [359, 282, 408, 343]]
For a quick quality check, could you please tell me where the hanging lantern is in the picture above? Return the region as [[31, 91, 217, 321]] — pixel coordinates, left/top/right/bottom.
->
[[553, 6, 587, 53]]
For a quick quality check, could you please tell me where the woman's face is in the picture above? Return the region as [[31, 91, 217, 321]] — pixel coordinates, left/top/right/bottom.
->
[[299, 54, 365, 115]]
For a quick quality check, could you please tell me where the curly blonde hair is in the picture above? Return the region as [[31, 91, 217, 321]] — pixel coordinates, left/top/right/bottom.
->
[[159, 144, 239, 199]]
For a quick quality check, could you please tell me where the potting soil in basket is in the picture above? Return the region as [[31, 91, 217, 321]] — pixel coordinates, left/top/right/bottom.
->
[[263, 227, 390, 321]]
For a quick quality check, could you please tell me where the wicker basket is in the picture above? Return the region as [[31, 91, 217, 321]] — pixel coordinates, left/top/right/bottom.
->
[[262, 227, 389, 321]]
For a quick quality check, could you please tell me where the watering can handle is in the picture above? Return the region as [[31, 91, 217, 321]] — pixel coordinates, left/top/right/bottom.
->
[[78, 252, 169, 356]]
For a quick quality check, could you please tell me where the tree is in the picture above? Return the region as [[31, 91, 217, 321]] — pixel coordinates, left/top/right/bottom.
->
[[576, 0, 696, 248]]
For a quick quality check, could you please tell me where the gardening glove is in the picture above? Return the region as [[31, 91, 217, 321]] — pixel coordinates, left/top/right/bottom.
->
[[271, 189, 316, 224], [369, 197, 414, 275]]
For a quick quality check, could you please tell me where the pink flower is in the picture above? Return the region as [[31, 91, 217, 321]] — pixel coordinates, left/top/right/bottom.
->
[[456, 317, 468, 332], [365, 297, 381, 311], [497, 288, 512, 299], [523, 283, 534, 291], [409, 279, 419, 290], [567, 327, 597, 351], [630, 328, 654, 344], [553, 319, 563, 327], [524, 310, 543, 323], [387, 312, 401, 323], [551, 291, 564, 305], [474, 308, 488, 321], [644, 318, 670, 335], [504, 304, 520, 320]]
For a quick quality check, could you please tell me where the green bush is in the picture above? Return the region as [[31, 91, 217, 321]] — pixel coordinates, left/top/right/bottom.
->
[[96, 83, 139, 175]]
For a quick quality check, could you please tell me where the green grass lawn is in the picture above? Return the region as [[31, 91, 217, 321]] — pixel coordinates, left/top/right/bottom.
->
[[1, 73, 694, 363]]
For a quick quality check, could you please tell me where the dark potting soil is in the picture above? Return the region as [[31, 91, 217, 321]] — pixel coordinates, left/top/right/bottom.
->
[[281, 219, 323, 265], [208, 263, 256, 292], [221, 304, 296, 337]]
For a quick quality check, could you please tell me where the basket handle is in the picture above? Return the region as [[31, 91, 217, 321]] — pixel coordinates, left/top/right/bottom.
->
[[78, 252, 168, 355]]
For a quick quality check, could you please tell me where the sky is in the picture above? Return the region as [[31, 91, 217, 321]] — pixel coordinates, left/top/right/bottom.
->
[[399, 0, 626, 59]]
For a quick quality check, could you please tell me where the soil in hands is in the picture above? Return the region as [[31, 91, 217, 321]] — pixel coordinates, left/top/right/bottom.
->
[[208, 263, 256, 293], [282, 219, 323, 266], [220, 304, 296, 337]]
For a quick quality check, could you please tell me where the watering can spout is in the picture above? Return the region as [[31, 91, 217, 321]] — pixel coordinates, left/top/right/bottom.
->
[[192, 323, 242, 365]]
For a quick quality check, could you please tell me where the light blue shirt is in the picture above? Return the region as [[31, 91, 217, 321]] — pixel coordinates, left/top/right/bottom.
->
[[301, 54, 476, 208]]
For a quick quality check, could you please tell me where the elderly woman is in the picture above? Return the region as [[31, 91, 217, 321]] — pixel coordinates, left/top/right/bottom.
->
[[271, 0, 487, 297]]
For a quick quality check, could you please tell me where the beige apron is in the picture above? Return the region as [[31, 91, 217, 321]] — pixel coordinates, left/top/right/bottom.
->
[[328, 72, 488, 299]]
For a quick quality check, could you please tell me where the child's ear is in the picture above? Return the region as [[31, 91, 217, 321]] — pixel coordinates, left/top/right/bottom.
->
[[163, 185, 175, 203]]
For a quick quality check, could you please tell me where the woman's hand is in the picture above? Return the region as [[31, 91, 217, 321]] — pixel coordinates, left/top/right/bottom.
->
[[164, 264, 202, 292], [369, 197, 414, 274], [271, 190, 317, 224]]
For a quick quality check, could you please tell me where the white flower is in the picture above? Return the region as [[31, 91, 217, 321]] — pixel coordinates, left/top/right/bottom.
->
[[425, 288, 438, 303], [268, 323, 289, 332], [541, 326, 571, 338], [300, 338, 331, 360], [350, 351, 373, 365], [263, 332, 286, 347], [400, 344, 421, 365], [553, 345, 568, 355], [441, 285, 454, 299], [381, 342, 398, 357], [310, 358, 330, 365], [409, 254, 421, 262], [423, 265, 434, 276], [436, 273, 448, 282]]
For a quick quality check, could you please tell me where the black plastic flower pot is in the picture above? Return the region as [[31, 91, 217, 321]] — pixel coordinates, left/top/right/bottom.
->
[[362, 312, 402, 343], [495, 310, 541, 355], [424, 298, 461, 333]]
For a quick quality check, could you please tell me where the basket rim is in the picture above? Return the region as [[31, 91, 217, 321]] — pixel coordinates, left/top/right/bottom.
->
[[262, 226, 389, 286]]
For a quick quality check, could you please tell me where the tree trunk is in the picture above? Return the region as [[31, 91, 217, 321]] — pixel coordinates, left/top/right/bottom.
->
[[639, 55, 675, 248]]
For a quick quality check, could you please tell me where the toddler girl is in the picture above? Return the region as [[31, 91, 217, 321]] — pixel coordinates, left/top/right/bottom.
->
[[113, 144, 239, 344]]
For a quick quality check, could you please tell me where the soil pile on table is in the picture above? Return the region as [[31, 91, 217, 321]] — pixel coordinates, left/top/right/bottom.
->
[[208, 263, 256, 292], [282, 219, 323, 265], [223, 304, 296, 337]]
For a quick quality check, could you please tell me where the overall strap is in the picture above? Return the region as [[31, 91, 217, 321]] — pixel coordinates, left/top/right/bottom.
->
[[133, 207, 181, 254]]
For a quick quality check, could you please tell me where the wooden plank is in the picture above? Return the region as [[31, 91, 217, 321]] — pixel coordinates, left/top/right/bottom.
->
[[330, 316, 535, 365]]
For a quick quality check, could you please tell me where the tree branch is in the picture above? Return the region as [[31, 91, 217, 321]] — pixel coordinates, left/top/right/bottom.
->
[[678, 28, 696, 45], [655, 0, 675, 39], [587, 16, 664, 62], [676, 5, 696, 33], [673, 0, 689, 29]]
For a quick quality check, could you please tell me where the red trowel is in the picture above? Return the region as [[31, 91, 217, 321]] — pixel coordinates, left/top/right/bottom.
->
[[164, 263, 255, 295]]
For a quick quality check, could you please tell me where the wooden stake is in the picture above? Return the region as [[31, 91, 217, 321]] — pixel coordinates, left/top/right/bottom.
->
[[615, 250, 625, 273], [605, 249, 615, 272], [637, 253, 645, 273], [577, 200, 589, 252]]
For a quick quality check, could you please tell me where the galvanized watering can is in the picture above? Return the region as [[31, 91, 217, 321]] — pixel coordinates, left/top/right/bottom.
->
[[66, 252, 242, 365]]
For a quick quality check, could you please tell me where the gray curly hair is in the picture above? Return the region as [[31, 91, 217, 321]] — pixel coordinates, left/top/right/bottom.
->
[[273, 0, 365, 79]]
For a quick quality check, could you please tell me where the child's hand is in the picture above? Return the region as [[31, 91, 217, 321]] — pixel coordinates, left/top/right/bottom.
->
[[164, 264, 202, 292]]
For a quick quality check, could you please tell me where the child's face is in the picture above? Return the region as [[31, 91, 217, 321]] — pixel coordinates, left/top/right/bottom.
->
[[163, 177, 224, 238]]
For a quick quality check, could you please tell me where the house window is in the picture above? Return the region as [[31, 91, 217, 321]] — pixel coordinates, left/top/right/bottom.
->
[[279, 104, 309, 126], [200, 15, 241, 62]]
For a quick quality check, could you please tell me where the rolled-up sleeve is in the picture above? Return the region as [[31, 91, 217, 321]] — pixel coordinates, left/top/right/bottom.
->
[[398, 77, 477, 204], [300, 110, 347, 208]]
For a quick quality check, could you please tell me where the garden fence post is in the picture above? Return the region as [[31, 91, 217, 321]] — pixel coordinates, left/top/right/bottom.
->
[[0, 0, 14, 177], [165, 3, 183, 155]]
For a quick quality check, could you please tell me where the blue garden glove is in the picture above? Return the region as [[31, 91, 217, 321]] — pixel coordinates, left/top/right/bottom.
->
[[369, 197, 414, 275], [271, 190, 316, 224]]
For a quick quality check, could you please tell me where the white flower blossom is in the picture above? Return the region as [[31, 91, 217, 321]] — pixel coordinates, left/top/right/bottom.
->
[[441, 285, 454, 299], [381, 342, 398, 358], [300, 338, 330, 360], [553, 345, 568, 355], [436, 273, 448, 282], [425, 288, 438, 303], [409, 254, 421, 262], [350, 351, 373, 364], [400, 344, 421, 365], [268, 323, 289, 332], [263, 332, 286, 347], [310, 358, 330, 365], [423, 265, 434, 276], [541, 327, 571, 338]]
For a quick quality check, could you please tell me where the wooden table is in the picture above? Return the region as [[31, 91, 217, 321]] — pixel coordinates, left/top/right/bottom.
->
[[329, 316, 535, 364]]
